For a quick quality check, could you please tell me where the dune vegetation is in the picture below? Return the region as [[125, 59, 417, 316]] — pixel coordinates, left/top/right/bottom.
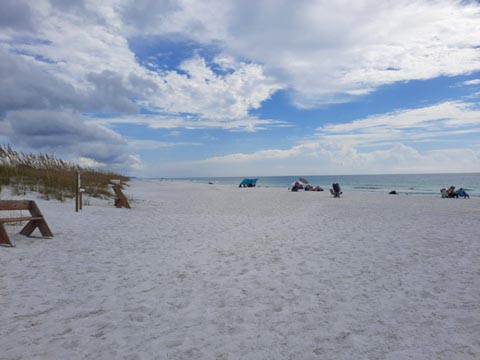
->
[[0, 145, 129, 201]]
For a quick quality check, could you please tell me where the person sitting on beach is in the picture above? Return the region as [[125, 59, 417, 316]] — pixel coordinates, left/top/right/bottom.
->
[[291, 182, 302, 192], [456, 188, 470, 199], [447, 186, 458, 198], [331, 183, 342, 197]]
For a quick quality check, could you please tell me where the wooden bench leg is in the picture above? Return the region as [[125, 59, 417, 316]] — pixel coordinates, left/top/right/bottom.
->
[[20, 220, 53, 238], [19, 201, 54, 238], [37, 219, 53, 237], [19, 220, 40, 236], [0, 223, 14, 247], [112, 185, 131, 208]]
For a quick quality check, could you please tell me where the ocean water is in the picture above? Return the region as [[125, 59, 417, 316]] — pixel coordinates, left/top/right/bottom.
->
[[161, 173, 480, 197]]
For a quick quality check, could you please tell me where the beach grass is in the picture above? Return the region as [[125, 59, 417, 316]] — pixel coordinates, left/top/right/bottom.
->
[[0, 145, 129, 200]]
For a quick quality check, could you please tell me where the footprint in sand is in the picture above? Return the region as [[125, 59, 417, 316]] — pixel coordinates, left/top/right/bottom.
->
[[272, 302, 283, 312], [164, 337, 185, 348]]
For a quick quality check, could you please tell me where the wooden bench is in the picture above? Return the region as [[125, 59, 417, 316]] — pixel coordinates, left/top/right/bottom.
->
[[0, 200, 54, 247], [112, 184, 131, 209]]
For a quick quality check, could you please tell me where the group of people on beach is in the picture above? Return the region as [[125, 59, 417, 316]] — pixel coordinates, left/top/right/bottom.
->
[[441, 186, 470, 198], [290, 181, 343, 199], [291, 182, 324, 192]]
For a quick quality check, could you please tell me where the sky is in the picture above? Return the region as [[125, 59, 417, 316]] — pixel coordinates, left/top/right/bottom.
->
[[1, 0, 480, 177]]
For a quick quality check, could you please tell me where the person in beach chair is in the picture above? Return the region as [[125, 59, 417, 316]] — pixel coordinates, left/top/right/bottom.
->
[[440, 188, 448, 198], [330, 183, 342, 198], [291, 181, 302, 192], [456, 188, 470, 199], [447, 186, 458, 198]]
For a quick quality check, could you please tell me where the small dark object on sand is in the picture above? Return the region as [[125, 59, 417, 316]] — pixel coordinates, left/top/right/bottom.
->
[[389, 190, 397, 195]]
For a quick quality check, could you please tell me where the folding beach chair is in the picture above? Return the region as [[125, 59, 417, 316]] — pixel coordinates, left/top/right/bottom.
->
[[330, 183, 342, 198]]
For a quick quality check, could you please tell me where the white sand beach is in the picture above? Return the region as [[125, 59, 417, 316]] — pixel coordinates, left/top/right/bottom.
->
[[1, 180, 479, 360]]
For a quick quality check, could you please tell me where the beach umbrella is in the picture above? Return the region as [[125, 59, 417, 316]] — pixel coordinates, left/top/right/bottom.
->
[[299, 177, 309, 184]]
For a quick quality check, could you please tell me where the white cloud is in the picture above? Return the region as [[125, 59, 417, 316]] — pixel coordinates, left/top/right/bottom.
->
[[0, 0, 285, 170], [115, 0, 480, 106], [2, 1, 283, 121], [127, 139, 201, 149], [148, 56, 284, 120], [162, 143, 479, 177], [464, 79, 480, 86], [75, 157, 106, 168], [6, 0, 479, 117], [90, 113, 288, 132], [197, 143, 321, 164], [315, 101, 480, 147], [1, 109, 141, 171], [161, 101, 480, 177]]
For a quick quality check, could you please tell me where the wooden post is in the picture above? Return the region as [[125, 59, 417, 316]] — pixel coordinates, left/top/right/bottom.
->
[[79, 187, 85, 210], [78, 173, 82, 211], [75, 171, 79, 212]]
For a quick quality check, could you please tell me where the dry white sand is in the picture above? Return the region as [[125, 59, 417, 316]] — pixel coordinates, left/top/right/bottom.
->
[[1, 180, 479, 359]]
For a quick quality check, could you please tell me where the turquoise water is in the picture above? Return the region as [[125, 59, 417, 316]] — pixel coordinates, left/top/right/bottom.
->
[[159, 173, 480, 197]]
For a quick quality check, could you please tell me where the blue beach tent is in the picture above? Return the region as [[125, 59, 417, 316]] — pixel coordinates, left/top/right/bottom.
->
[[239, 178, 259, 187]]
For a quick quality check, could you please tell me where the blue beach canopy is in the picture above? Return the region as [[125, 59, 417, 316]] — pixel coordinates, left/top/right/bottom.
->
[[239, 178, 259, 186]]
